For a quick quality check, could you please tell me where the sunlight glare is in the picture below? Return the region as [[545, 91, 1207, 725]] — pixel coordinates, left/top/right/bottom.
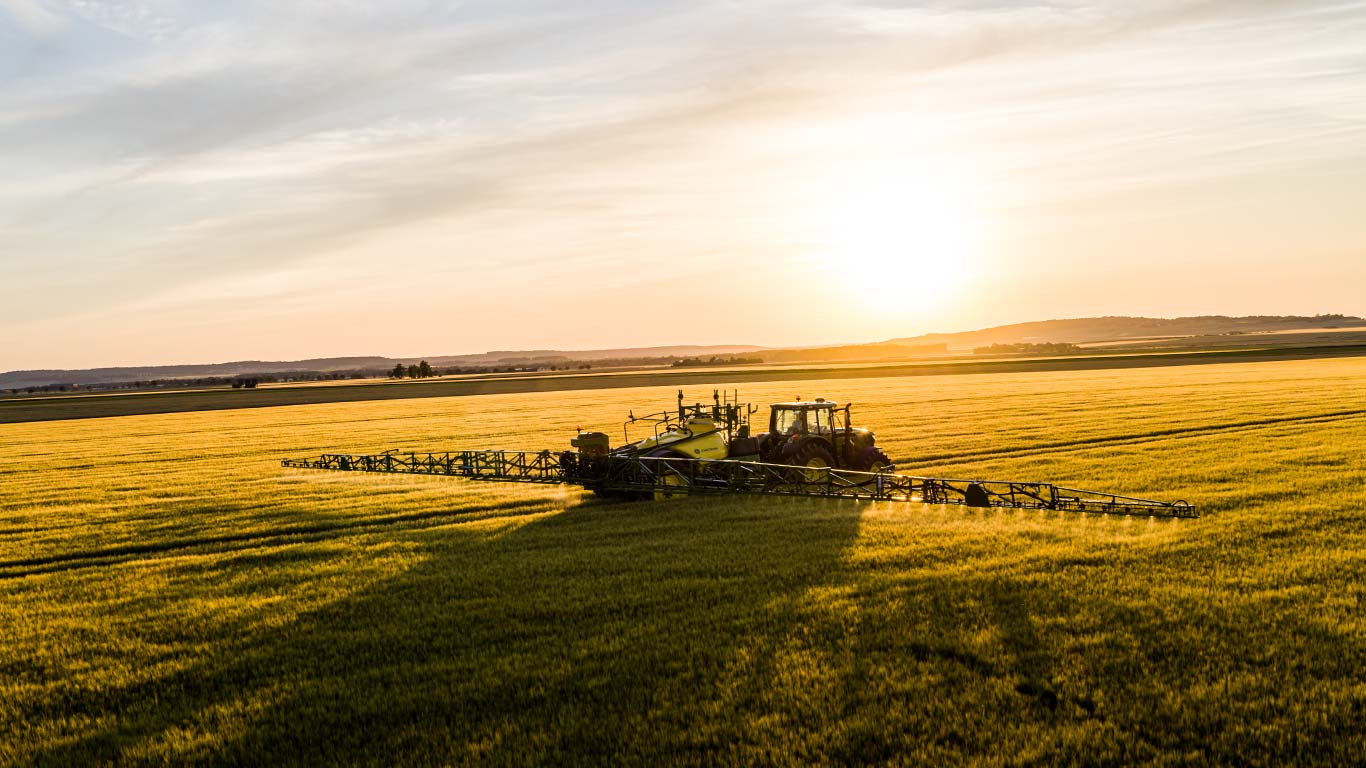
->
[[820, 169, 982, 317]]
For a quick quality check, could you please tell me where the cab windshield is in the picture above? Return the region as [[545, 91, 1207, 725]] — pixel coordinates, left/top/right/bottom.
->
[[774, 407, 831, 435]]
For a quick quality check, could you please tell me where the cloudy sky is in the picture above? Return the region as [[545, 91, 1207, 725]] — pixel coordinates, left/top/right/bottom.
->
[[2, 1, 1364, 370]]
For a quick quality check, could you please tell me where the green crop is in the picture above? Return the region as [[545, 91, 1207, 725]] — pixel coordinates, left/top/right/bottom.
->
[[1, 357, 1362, 766]]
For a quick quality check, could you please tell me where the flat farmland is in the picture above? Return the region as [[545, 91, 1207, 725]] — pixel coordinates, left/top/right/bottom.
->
[[4, 343, 1362, 424], [1, 358, 1363, 765]]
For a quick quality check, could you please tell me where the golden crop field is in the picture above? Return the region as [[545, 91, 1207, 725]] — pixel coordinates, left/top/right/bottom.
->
[[1, 357, 1363, 765]]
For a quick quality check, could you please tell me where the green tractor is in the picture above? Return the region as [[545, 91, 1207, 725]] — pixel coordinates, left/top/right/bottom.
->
[[568, 391, 893, 498], [753, 397, 893, 475]]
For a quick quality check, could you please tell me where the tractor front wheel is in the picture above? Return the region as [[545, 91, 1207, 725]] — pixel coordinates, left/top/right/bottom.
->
[[855, 447, 894, 473]]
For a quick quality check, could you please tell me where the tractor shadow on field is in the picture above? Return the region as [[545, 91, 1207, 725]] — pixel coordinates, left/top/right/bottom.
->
[[27, 494, 870, 766]]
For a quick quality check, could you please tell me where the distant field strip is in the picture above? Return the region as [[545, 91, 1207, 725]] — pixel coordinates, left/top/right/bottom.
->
[[910, 408, 1366, 465], [2, 343, 1362, 424]]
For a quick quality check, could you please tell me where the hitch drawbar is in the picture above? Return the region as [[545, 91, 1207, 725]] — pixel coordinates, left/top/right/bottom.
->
[[282, 449, 1196, 519]]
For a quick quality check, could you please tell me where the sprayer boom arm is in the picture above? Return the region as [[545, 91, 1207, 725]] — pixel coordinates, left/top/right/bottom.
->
[[282, 449, 1195, 519]]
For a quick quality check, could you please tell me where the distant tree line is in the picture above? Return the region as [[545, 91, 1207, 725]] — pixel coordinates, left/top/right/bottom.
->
[[671, 355, 764, 367], [6, 384, 74, 395], [973, 343, 1082, 356], [439, 364, 591, 374], [388, 360, 594, 379], [3, 371, 378, 396]]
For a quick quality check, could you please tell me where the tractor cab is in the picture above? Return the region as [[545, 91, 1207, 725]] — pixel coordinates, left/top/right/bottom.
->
[[770, 399, 840, 437]]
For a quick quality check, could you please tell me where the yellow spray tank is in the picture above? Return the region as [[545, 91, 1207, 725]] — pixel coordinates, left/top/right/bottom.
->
[[610, 390, 756, 500], [615, 390, 754, 462], [625, 416, 729, 461]]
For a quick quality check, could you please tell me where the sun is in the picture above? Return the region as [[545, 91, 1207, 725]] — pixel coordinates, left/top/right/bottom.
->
[[818, 172, 981, 316]]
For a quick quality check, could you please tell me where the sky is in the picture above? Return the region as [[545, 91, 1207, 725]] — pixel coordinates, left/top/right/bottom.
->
[[2, 0, 1364, 370]]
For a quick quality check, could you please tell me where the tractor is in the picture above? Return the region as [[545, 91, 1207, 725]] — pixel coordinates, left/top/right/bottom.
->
[[565, 391, 893, 497], [560, 388, 890, 497], [755, 398, 893, 474]]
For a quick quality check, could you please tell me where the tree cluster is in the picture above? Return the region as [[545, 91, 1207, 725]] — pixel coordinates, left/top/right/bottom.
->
[[973, 343, 1082, 356], [391, 361, 435, 379], [671, 355, 763, 368]]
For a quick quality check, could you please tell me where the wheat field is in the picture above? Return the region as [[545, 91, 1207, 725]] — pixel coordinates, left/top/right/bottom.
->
[[1, 358, 1363, 766]]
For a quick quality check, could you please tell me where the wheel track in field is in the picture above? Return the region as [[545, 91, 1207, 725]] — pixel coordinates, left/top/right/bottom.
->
[[0, 499, 558, 580], [907, 408, 1366, 466]]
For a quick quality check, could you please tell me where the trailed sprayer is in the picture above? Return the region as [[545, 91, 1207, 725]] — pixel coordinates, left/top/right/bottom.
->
[[283, 390, 1196, 518]]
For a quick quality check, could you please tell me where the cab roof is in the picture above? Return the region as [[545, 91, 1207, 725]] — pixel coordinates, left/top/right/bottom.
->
[[770, 401, 841, 409]]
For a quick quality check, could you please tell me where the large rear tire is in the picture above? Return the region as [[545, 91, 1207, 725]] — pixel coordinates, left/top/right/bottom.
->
[[790, 442, 835, 484]]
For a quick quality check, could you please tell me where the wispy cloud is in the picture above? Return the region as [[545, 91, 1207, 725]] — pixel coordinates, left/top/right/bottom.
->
[[2, 1, 1365, 368]]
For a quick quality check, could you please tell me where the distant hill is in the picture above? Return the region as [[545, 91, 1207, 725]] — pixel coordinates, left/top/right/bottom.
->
[[428, 345, 767, 366], [887, 315, 1366, 351], [0, 358, 400, 390], [5, 315, 1362, 390], [757, 342, 948, 364], [0, 346, 766, 389]]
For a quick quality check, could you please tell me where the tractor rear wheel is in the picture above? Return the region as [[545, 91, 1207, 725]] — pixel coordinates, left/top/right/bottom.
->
[[790, 442, 835, 484]]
